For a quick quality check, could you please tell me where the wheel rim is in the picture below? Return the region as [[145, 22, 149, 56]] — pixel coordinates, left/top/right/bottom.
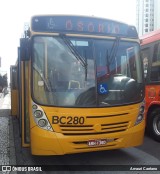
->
[[153, 115, 160, 135]]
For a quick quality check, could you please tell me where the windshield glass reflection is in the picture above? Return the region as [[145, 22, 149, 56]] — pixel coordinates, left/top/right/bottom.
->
[[32, 36, 143, 107]]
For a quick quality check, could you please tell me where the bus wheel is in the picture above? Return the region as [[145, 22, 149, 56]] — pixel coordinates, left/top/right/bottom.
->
[[148, 108, 160, 142]]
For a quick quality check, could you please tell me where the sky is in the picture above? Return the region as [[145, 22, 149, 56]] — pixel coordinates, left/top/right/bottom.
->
[[0, 0, 136, 80]]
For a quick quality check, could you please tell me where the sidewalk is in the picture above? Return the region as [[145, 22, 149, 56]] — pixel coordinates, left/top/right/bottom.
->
[[0, 93, 16, 173]]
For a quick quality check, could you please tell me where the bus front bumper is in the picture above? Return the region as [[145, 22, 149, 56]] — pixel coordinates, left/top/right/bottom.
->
[[30, 121, 145, 155]]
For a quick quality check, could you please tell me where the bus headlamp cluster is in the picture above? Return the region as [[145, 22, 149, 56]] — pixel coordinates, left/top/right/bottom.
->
[[38, 119, 47, 127], [135, 101, 145, 125], [34, 110, 43, 118], [32, 103, 53, 131], [139, 106, 145, 113]]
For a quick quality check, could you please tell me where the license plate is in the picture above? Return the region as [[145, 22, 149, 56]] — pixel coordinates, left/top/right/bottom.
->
[[87, 139, 107, 147]]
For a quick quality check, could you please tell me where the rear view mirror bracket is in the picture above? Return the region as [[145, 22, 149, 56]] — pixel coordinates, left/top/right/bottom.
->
[[20, 38, 30, 61]]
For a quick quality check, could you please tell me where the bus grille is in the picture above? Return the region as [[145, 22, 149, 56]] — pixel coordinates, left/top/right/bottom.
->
[[60, 121, 129, 136]]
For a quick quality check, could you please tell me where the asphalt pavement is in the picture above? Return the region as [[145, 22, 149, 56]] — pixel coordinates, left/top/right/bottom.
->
[[0, 92, 16, 173]]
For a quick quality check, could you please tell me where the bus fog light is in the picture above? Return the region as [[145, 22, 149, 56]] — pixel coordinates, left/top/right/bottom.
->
[[34, 110, 43, 118], [135, 114, 144, 125], [38, 119, 47, 127]]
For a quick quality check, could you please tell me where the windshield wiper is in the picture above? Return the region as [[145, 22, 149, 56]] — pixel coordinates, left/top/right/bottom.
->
[[60, 34, 87, 68], [60, 34, 88, 80]]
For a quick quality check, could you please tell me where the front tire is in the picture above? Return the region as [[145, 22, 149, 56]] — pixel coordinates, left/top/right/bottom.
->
[[147, 108, 160, 142]]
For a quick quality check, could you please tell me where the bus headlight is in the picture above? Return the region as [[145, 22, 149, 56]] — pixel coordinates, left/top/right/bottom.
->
[[135, 114, 144, 125], [34, 110, 43, 118], [135, 101, 145, 125], [32, 104, 38, 110], [32, 102, 53, 132], [38, 119, 47, 127], [139, 106, 145, 114]]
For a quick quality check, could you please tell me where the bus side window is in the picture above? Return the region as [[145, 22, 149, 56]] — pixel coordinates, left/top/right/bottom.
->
[[143, 56, 148, 78], [11, 67, 17, 90], [141, 48, 150, 79], [150, 42, 160, 81]]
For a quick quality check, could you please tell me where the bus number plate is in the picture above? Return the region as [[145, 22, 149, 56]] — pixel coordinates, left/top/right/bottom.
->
[[87, 139, 107, 147]]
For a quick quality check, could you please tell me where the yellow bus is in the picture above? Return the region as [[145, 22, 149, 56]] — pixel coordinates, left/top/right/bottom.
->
[[10, 15, 145, 155]]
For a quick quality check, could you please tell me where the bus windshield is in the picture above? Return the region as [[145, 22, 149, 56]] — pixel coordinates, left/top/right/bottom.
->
[[32, 36, 143, 107]]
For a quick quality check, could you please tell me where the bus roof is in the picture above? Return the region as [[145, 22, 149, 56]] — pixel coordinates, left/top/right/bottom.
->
[[30, 15, 138, 39], [140, 29, 160, 45]]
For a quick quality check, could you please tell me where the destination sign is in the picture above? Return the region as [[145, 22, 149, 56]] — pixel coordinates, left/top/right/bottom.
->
[[31, 15, 138, 38]]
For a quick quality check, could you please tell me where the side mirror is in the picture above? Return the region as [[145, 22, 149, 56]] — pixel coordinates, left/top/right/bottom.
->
[[20, 38, 30, 61]]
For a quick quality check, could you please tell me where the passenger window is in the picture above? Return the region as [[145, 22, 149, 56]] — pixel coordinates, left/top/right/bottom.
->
[[150, 42, 160, 81], [141, 48, 149, 79]]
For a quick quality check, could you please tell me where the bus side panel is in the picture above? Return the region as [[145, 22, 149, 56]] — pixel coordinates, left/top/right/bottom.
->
[[20, 61, 30, 147], [145, 85, 160, 109], [10, 66, 18, 116]]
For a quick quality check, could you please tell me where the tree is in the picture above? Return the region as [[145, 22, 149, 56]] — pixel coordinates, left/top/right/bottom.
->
[[0, 74, 3, 92], [0, 73, 8, 92], [2, 73, 8, 87]]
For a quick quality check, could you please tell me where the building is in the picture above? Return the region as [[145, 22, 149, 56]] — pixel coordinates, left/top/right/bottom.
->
[[154, 0, 160, 29], [136, 0, 160, 36]]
